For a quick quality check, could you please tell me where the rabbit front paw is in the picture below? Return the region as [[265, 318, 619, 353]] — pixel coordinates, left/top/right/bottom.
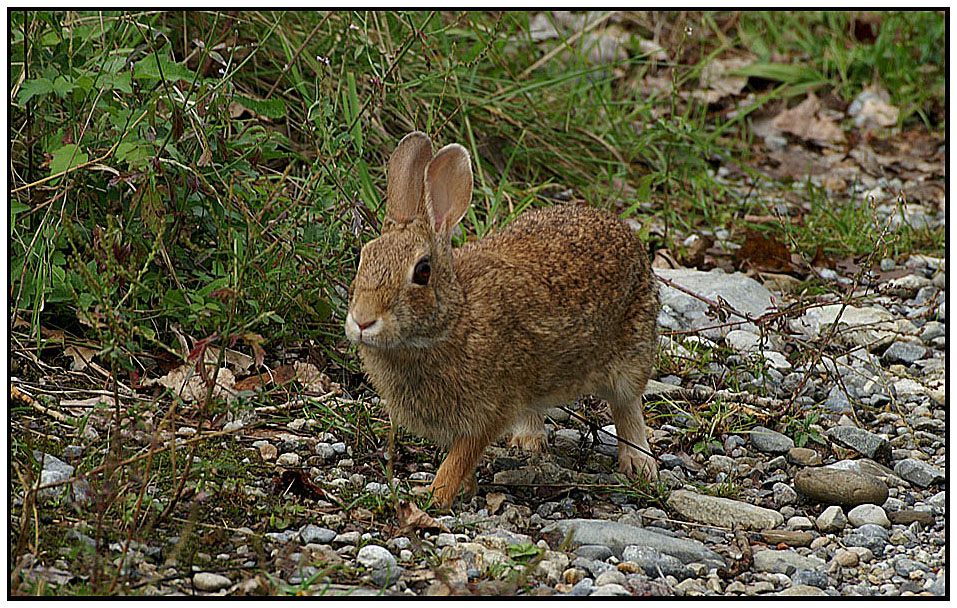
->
[[509, 431, 547, 454], [619, 448, 659, 481]]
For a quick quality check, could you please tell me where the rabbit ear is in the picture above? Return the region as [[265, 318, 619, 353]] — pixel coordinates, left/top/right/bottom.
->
[[425, 144, 473, 236], [386, 131, 433, 225]]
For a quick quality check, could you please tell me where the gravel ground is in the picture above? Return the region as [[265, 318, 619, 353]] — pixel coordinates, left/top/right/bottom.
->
[[18, 243, 946, 597]]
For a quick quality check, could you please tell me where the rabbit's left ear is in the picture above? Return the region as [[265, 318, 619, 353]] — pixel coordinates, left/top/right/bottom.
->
[[425, 144, 473, 237]]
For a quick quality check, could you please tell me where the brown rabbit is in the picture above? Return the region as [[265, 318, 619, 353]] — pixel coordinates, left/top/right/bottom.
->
[[346, 131, 659, 508]]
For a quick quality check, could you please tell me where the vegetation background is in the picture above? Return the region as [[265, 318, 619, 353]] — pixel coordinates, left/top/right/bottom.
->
[[9, 10, 945, 595]]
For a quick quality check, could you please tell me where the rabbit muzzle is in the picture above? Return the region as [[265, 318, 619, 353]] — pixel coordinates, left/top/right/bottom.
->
[[344, 310, 384, 346]]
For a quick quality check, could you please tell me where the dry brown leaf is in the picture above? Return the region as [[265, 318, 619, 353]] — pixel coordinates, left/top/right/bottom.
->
[[485, 492, 507, 515], [397, 499, 450, 537], [145, 364, 238, 403], [64, 345, 97, 371], [692, 56, 752, 104], [771, 93, 845, 143], [735, 228, 795, 274]]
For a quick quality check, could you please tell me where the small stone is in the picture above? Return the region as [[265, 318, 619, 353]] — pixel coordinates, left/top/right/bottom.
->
[[749, 426, 794, 454], [827, 426, 891, 461], [357, 544, 397, 571], [882, 341, 928, 365], [726, 580, 747, 594], [753, 549, 824, 575], [834, 549, 859, 568], [816, 505, 847, 533], [573, 545, 613, 561], [594, 570, 626, 587], [794, 467, 888, 507], [887, 509, 935, 528], [562, 567, 586, 585], [773, 482, 798, 507], [786, 516, 814, 531], [844, 523, 890, 557], [746, 581, 776, 595], [847, 504, 891, 528], [621, 545, 692, 581], [674, 578, 707, 596], [299, 525, 336, 545], [894, 458, 944, 488], [776, 584, 828, 596], [193, 572, 232, 592], [893, 557, 927, 578], [591, 583, 631, 596], [257, 443, 278, 461], [791, 568, 828, 589], [758, 530, 815, 548], [276, 452, 300, 467], [314, 443, 336, 461], [666, 490, 784, 530], [787, 447, 822, 466]]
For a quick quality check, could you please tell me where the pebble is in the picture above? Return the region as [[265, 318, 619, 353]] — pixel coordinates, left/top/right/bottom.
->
[[847, 504, 891, 528], [749, 426, 794, 454], [787, 447, 823, 466], [826, 426, 891, 461], [794, 467, 888, 507], [357, 545, 397, 571], [834, 549, 859, 568], [894, 459, 944, 488], [666, 490, 784, 531], [816, 505, 847, 533], [193, 572, 232, 591]]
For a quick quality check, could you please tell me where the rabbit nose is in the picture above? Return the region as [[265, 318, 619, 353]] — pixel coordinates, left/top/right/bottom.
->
[[356, 318, 377, 330]]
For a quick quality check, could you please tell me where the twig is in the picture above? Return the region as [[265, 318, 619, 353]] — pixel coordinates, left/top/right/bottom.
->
[[11, 384, 75, 425]]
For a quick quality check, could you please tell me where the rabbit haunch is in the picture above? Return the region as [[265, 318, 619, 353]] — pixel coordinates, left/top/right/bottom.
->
[[346, 131, 659, 506]]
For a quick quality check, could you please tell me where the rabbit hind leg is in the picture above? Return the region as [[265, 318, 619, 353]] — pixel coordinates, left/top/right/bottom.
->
[[508, 410, 547, 453], [599, 368, 658, 480]]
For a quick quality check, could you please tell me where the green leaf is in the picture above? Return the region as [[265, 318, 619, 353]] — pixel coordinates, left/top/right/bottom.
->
[[49, 144, 89, 176], [17, 77, 55, 104], [116, 141, 153, 165], [232, 94, 286, 119], [132, 54, 197, 82], [52, 75, 75, 98], [10, 201, 30, 233]]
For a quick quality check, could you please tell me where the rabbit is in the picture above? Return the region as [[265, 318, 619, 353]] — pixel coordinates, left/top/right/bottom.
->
[[345, 131, 660, 508]]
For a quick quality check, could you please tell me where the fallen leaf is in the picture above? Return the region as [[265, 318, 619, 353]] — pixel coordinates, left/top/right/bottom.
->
[[734, 228, 795, 274], [485, 492, 507, 515], [144, 364, 238, 403], [397, 499, 449, 537], [771, 92, 845, 143], [692, 56, 753, 104], [64, 345, 97, 371]]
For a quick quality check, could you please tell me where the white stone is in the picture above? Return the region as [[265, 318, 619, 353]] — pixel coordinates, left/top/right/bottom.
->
[[847, 504, 891, 528]]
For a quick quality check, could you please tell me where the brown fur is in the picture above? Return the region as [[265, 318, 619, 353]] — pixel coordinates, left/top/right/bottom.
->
[[346, 132, 659, 508]]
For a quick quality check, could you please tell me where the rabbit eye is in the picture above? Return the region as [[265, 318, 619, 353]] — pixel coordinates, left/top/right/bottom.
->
[[412, 258, 431, 286]]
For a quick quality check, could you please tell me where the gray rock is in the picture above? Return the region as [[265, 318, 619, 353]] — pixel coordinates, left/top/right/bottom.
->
[[265, 530, 298, 544], [569, 577, 595, 596], [894, 458, 944, 488], [893, 557, 927, 578], [772, 482, 797, 507], [847, 504, 890, 528], [370, 564, 403, 587], [542, 519, 725, 568], [787, 447, 823, 466], [591, 583, 631, 596], [655, 269, 776, 335], [776, 584, 828, 596], [753, 549, 824, 575], [573, 544, 613, 561], [667, 489, 784, 531], [794, 467, 888, 507], [594, 570, 626, 586], [882, 341, 928, 365], [827, 426, 891, 461], [34, 452, 75, 501], [815, 506, 847, 533], [299, 525, 337, 545], [193, 572, 232, 592], [791, 568, 829, 589], [749, 426, 793, 454], [621, 545, 693, 581], [844, 524, 890, 557], [356, 544, 396, 571], [790, 304, 906, 350]]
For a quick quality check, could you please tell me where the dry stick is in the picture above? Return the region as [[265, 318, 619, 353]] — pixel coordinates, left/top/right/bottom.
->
[[11, 384, 76, 425]]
